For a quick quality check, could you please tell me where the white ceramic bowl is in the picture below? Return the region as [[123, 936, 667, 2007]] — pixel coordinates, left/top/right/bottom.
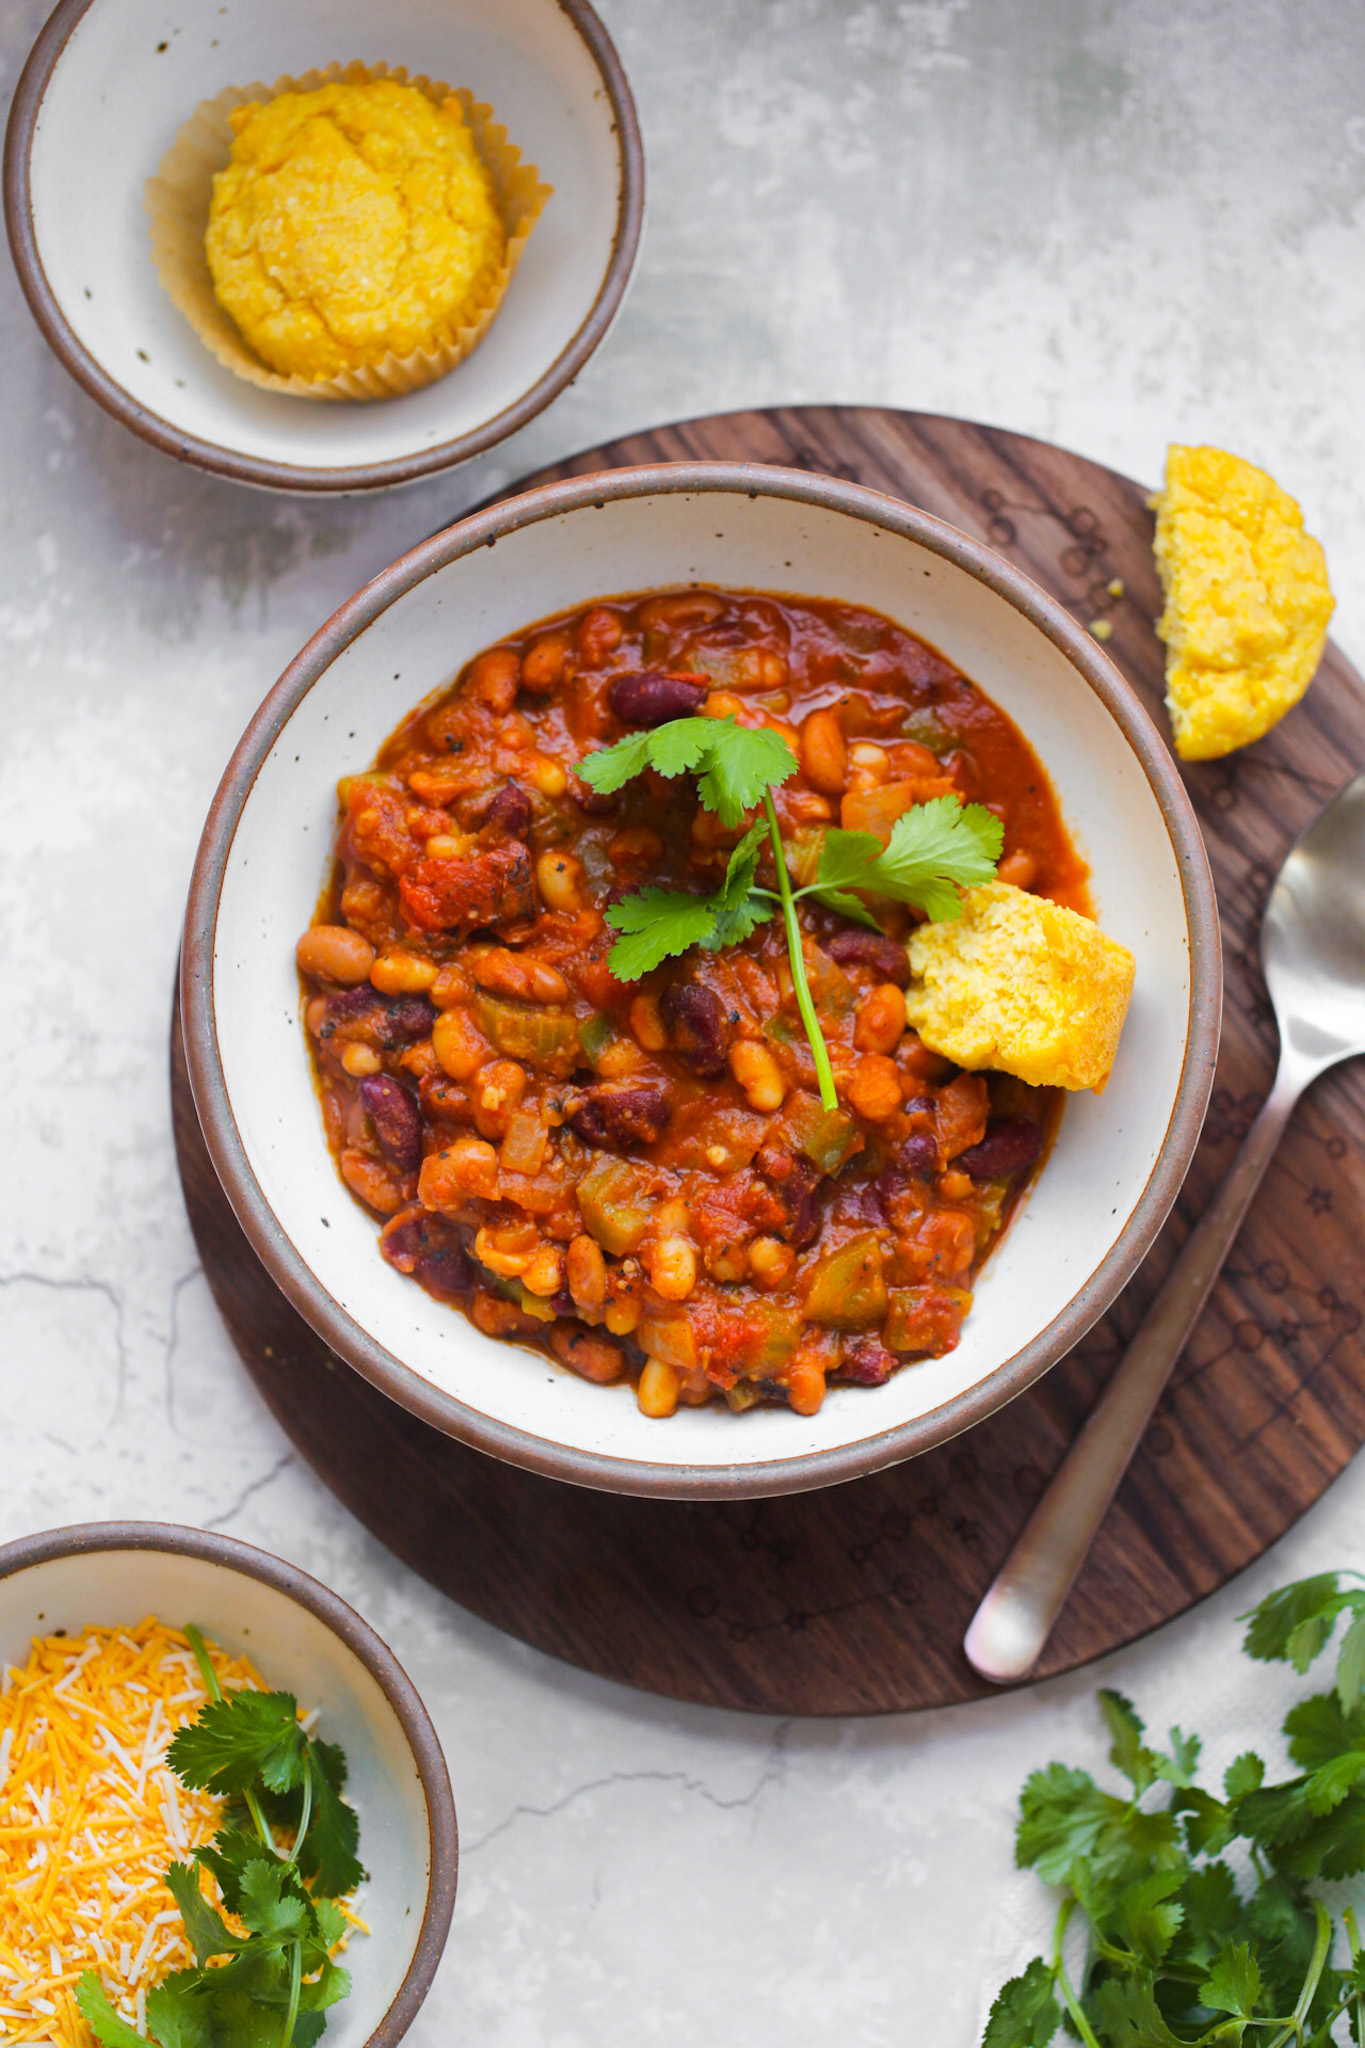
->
[[4, 0, 642, 492], [0, 1523, 456, 2047], [183, 464, 1221, 1497]]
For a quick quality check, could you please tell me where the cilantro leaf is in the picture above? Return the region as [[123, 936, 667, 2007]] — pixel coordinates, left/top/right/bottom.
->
[[981, 1957, 1060, 2047], [603, 887, 719, 979], [237, 1858, 311, 1943], [76, 1973, 148, 2048], [693, 722, 797, 826], [1088, 1969, 1184, 2045], [603, 822, 773, 980], [165, 1861, 244, 1965], [578, 716, 797, 827], [813, 796, 1002, 924], [1199, 1941, 1262, 2023], [1172, 1861, 1243, 1970], [260, 1739, 364, 1899], [1100, 1689, 1154, 1795], [1113, 1869, 1185, 1968], [167, 1690, 306, 1797], [143, 1976, 216, 2048], [1241, 1573, 1344, 1669], [1224, 1753, 1265, 1802], [1179, 1786, 1235, 1858]]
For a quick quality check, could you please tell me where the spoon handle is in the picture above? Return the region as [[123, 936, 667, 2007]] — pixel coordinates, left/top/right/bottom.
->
[[963, 1065, 1301, 1684]]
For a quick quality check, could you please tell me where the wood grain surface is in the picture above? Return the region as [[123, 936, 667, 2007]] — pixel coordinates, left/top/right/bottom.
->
[[172, 408, 1365, 1713]]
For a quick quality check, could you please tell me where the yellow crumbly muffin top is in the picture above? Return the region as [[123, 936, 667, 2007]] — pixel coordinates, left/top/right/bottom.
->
[[205, 78, 506, 382], [1152, 444, 1334, 761], [904, 882, 1135, 1093]]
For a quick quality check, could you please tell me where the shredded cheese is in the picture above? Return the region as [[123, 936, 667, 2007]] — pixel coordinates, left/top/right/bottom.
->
[[0, 1619, 263, 2048]]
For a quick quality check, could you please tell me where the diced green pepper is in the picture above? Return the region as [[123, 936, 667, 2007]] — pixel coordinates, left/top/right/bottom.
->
[[725, 1381, 763, 1413], [739, 1304, 803, 1373], [576, 1155, 650, 1256], [576, 1011, 617, 1070], [517, 1284, 557, 1324], [474, 992, 579, 1073], [803, 1233, 888, 1329], [781, 1092, 864, 1175]]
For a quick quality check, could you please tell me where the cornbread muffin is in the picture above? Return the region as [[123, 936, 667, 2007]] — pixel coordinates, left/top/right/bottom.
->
[[1153, 444, 1334, 761], [205, 79, 506, 381], [905, 883, 1135, 1093]]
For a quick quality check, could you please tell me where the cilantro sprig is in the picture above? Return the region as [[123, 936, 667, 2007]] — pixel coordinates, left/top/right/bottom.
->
[[578, 715, 1002, 1110], [77, 1625, 363, 2048], [983, 1569, 1365, 2048]]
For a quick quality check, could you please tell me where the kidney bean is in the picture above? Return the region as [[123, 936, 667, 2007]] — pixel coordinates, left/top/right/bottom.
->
[[471, 781, 533, 839], [568, 769, 617, 815], [769, 1155, 821, 1248], [569, 1079, 672, 1148], [359, 1075, 423, 1173], [380, 1209, 473, 1300], [897, 1132, 938, 1178], [319, 986, 382, 1038], [660, 980, 732, 1076], [608, 671, 707, 728], [835, 1339, 896, 1387], [824, 929, 911, 986], [380, 996, 438, 1047], [956, 1118, 1045, 1181]]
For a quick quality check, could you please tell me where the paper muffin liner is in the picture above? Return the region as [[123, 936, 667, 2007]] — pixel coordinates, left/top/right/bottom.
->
[[145, 60, 552, 402]]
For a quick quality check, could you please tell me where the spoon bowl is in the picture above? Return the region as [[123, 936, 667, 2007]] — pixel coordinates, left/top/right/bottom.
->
[[1264, 771, 1365, 1074]]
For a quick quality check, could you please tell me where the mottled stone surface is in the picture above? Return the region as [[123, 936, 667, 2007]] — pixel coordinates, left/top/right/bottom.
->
[[3, 2, 1364, 2039]]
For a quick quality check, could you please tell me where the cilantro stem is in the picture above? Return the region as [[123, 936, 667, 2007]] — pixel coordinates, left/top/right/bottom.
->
[[1346, 1906, 1364, 2044], [1263, 1901, 1332, 2048], [184, 1622, 280, 1861], [281, 1935, 303, 2048], [292, 1752, 315, 1862], [1050, 1899, 1103, 2048], [761, 788, 838, 1112]]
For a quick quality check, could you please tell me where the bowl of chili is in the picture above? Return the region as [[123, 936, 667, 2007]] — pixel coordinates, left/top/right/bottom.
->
[[183, 464, 1220, 1498]]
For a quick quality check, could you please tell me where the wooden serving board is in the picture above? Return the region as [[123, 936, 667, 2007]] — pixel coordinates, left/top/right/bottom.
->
[[172, 409, 1365, 1713]]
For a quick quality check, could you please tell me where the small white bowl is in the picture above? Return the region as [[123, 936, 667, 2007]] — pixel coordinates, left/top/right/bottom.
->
[[3, 0, 643, 492], [0, 1523, 457, 2048], [183, 464, 1221, 1497]]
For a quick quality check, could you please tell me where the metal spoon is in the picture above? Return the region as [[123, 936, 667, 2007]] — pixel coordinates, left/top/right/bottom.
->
[[964, 771, 1365, 1685]]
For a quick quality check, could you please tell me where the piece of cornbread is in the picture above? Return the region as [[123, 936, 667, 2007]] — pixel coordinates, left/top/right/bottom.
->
[[904, 883, 1135, 1093], [206, 79, 505, 381], [1152, 444, 1334, 761]]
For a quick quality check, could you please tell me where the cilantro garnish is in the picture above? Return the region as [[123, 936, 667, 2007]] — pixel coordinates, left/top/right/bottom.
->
[[578, 716, 1002, 1111], [983, 1569, 1365, 2047], [77, 1624, 363, 2048]]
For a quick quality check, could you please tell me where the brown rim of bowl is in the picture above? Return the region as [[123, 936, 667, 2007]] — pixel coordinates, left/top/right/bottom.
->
[[2, 0, 645, 494], [182, 459, 1222, 1500], [0, 1519, 457, 2045]]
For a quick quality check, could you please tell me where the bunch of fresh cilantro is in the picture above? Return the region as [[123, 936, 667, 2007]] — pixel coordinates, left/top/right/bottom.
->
[[577, 715, 1002, 1108], [77, 1625, 363, 2048], [985, 1572, 1365, 2047]]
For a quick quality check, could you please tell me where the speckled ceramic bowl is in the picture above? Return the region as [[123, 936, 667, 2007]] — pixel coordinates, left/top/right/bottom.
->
[[4, 0, 643, 491], [182, 463, 1221, 1498], [0, 1522, 457, 2048]]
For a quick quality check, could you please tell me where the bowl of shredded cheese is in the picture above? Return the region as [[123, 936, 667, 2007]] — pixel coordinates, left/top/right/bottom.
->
[[0, 1523, 456, 2048]]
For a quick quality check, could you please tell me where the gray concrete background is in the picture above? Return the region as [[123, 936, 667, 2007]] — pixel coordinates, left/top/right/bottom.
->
[[3, 3, 1364, 2041]]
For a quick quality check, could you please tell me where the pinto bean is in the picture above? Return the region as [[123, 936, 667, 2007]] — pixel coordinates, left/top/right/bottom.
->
[[359, 1075, 423, 1173], [608, 671, 708, 727], [468, 947, 570, 1005], [824, 929, 911, 986], [296, 925, 376, 986], [956, 1118, 1045, 1180], [569, 1079, 672, 1148], [660, 980, 731, 1076]]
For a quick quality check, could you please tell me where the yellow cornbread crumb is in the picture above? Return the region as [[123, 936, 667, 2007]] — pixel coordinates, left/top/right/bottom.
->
[[904, 882, 1135, 1093], [1152, 444, 1334, 761], [205, 79, 506, 382]]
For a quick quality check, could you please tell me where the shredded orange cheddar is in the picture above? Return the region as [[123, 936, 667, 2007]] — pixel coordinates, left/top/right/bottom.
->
[[0, 1619, 264, 2048]]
